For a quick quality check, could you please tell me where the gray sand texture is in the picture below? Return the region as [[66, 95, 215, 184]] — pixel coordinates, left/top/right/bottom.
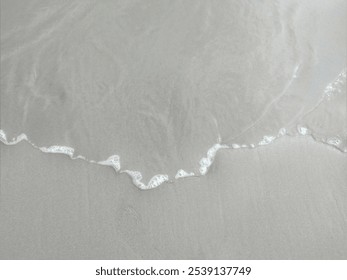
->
[[0, 137, 346, 259], [0, 0, 346, 259]]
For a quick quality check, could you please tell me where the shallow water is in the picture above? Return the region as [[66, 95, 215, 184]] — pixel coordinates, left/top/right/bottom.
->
[[1, 0, 346, 189]]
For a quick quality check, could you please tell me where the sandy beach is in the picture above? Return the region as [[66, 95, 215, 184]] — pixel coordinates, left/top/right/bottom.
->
[[1, 136, 346, 259], [0, 0, 346, 260]]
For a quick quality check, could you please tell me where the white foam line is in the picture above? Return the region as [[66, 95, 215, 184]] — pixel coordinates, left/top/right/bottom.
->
[[199, 143, 229, 175], [121, 170, 169, 190], [323, 69, 346, 100], [0, 130, 28, 145], [0, 129, 170, 190], [98, 155, 121, 172], [0, 127, 345, 190], [175, 169, 195, 179], [39, 146, 75, 157]]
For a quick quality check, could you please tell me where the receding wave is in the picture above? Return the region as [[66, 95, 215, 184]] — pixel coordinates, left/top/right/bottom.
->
[[1, 0, 346, 189]]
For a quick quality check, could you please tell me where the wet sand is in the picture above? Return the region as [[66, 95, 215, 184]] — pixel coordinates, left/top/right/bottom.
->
[[1, 0, 346, 260], [1, 136, 346, 259], [1, 0, 346, 188]]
